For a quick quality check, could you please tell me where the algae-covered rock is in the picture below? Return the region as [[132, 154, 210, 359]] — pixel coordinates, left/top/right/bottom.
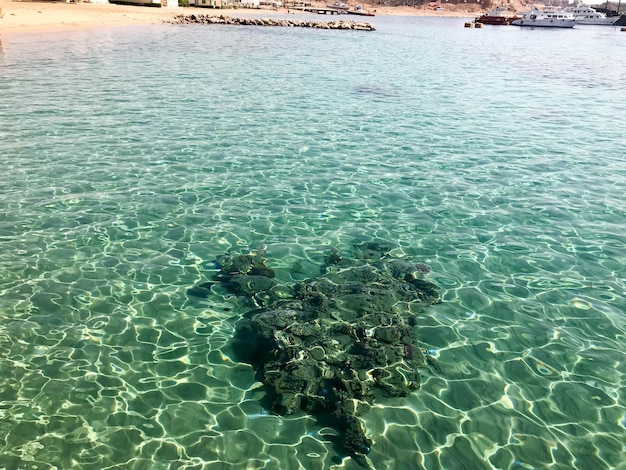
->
[[192, 243, 441, 460]]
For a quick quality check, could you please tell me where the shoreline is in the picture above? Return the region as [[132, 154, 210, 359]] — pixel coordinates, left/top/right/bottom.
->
[[0, 0, 476, 36]]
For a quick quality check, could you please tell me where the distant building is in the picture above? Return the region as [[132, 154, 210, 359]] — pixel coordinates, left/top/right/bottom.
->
[[240, 0, 261, 7], [190, 0, 234, 7], [109, 0, 166, 6]]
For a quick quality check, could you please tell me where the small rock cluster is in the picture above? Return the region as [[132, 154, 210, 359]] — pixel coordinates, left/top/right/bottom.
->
[[189, 241, 440, 460], [166, 14, 376, 31]]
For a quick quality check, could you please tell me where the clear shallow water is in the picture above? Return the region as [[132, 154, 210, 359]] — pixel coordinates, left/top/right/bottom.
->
[[1, 15, 625, 469]]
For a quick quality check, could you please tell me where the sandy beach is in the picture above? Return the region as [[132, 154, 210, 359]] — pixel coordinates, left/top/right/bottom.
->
[[0, 0, 188, 34], [0, 0, 479, 36]]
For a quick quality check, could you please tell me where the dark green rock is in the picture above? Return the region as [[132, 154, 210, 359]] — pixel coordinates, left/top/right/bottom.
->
[[192, 243, 441, 460]]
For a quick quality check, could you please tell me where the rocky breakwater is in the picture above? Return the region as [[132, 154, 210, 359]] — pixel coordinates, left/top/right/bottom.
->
[[166, 14, 375, 31]]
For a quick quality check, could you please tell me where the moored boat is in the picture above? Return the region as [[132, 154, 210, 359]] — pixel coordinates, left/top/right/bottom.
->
[[475, 6, 521, 25], [347, 5, 375, 16], [326, 2, 350, 11], [563, 3, 619, 25], [347, 10, 376, 16], [511, 7, 576, 28], [592, 5, 626, 25]]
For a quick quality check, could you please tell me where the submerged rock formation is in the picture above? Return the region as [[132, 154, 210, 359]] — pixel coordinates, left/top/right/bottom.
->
[[189, 241, 440, 461], [166, 14, 376, 31]]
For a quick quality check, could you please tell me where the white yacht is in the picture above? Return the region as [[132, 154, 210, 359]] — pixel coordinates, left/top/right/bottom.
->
[[511, 7, 577, 28], [563, 3, 619, 25]]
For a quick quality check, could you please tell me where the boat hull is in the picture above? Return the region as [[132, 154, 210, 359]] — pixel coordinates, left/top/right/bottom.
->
[[575, 19, 618, 25], [475, 15, 520, 25], [347, 10, 375, 16], [511, 18, 576, 27]]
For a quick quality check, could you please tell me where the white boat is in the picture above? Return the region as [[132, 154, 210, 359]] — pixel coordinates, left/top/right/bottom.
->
[[326, 2, 349, 10], [563, 3, 619, 25], [511, 7, 577, 28]]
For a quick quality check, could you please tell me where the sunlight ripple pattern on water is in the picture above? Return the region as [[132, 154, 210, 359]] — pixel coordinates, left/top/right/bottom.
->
[[0, 17, 625, 470]]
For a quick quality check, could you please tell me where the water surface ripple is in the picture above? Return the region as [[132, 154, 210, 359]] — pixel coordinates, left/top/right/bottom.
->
[[1, 17, 625, 470]]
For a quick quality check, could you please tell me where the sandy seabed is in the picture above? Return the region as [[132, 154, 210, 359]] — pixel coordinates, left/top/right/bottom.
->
[[0, 0, 477, 36]]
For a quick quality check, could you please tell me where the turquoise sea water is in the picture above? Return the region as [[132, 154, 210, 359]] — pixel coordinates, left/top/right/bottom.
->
[[1, 14, 625, 469]]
